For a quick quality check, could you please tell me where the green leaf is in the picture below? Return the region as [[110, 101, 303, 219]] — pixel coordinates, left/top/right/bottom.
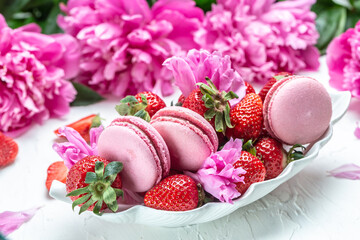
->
[[214, 111, 224, 132], [71, 193, 91, 210], [204, 108, 216, 120], [90, 115, 102, 128], [140, 94, 148, 105], [71, 82, 105, 106], [66, 186, 90, 197], [114, 188, 124, 198], [103, 187, 118, 212], [104, 162, 123, 179], [194, 0, 216, 13], [224, 103, 233, 128], [95, 161, 105, 179], [93, 199, 103, 215], [79, 197, 96, 214], [223, 91, 239, 101], [42, 1, 63, 34], [85, 172, 97, 184], [134, 109, 151, 122], [115, 103, 131, 116], [314, 5, 347, 54], [120, 95, 139, 104]]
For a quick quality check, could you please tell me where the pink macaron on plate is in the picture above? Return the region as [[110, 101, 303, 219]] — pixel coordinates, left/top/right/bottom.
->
[[50, 90, 351, 227]]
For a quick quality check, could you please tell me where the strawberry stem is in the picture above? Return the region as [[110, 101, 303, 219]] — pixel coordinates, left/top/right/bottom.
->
[[115, 94, 150, 121], [198, 77, 239, 134], [66, 161, 123, 215], [287, 144, 306, 164]]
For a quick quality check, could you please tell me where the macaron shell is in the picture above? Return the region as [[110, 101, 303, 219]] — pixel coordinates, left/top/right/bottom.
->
[[151, 107, 218, 171], [97, 117, 170, 193], [264, 76, 332, 145]]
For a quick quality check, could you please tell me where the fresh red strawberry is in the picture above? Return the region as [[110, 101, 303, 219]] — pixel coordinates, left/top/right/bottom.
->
[[144, 174, 200, 211], [0, 132, 18, 168], [177, 94, 186, 105], [258, 72, 292, 102], [182, 88, 208, 117], [116, 92, 166, 121], [233, 151, 266, 195], [182, 78, 238, 133], [66, 156, 123, 214], [54, 114, 101, 142], [226, 93, 263, 141], [245, 81, 256, 95], [135, 91, 166, 117], [255, 137, 287, 180], [46, 161, 68, 191]]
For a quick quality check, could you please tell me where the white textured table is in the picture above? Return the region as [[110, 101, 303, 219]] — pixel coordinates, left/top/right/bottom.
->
[[2, 56, 360, 240]]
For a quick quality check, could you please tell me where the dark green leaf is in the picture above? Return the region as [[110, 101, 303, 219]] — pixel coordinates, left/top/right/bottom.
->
[[71, 82, 105, 106], [315, 6, 347, 54], [103, 187, 118, 212], [204, 108, 216, 120], [95, 161, 105, 179], [93, 199, 103, 215], [104, 162, 123, 179], [71, 193, 91, 210], [79, 197, 96, 214], [66, 186, 90, 197], [194, 0, 216, 12], [134, 109, 151, 122], [85, 172, 97, 184]]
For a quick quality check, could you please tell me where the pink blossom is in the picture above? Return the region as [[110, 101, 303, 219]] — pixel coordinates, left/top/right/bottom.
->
[[58, 0, 204, 97], [186, 138, 246, 203], [0, 207, 39, 236], [327, 21, 360, 98], [53, 126, 103, 169], [0, 14, 80, 137], [328, 164, 360, 180], [195, 0, 319, 84], [163, 49, 246, 104]]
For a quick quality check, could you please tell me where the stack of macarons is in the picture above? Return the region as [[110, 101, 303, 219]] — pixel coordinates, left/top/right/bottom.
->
[[97, 108, 218, 193]]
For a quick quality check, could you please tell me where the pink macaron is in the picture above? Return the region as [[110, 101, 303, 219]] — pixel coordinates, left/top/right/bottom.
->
[[97, 116, 170, 193], [263, 75, 332, 145], [150, 106, 218, 171]]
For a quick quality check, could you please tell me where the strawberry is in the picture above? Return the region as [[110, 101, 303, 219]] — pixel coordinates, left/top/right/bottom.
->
[[245, 81, 256, 95], [135, 91, 166, 117], [0, 132, 18, 168], [116, 92, 166, 121], [144, 174, 200, 211], [254, 137, 287, 180], [233, 151, 266, 195], [66, 156, 123, 214], [226, 93, 263, 142], [182, 77, 238, 133], [177, 94, 186, 106], [54, 114, 101, 142], [46, 161, 68, 191], [258, 72, 292, 102]]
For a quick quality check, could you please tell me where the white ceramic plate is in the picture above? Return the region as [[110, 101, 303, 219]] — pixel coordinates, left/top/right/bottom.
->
[[50, 90, 351, 227]]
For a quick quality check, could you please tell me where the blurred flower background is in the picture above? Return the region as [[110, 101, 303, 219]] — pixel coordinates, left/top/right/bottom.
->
[[1, 0, 360, 135]]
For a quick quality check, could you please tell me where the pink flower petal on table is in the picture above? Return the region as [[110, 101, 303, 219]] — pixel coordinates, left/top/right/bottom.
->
[[328, 164, 360, 180], [355, 123, 360, 139], [0, 208, 39, 236], [186, 138, 246, 203]]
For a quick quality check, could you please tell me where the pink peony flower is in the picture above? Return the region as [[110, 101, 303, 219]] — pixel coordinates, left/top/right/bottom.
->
[[327, 21, 360, 98], [53, 126, 103, 169], [186, 138, 246, 203], [195, 0, 320, 84], [163, 49, 246, 105], [0, 14, 80, 137], [58, 0, 204, 97], [0, 207, 39, 236]]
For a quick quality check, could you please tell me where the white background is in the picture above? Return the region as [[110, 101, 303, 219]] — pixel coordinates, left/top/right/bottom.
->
[[1, 56, 360, 240]]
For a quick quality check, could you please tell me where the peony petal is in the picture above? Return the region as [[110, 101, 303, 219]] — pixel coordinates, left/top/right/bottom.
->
[[0, 207, 39, 236], [328, 164, 360, 180]]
